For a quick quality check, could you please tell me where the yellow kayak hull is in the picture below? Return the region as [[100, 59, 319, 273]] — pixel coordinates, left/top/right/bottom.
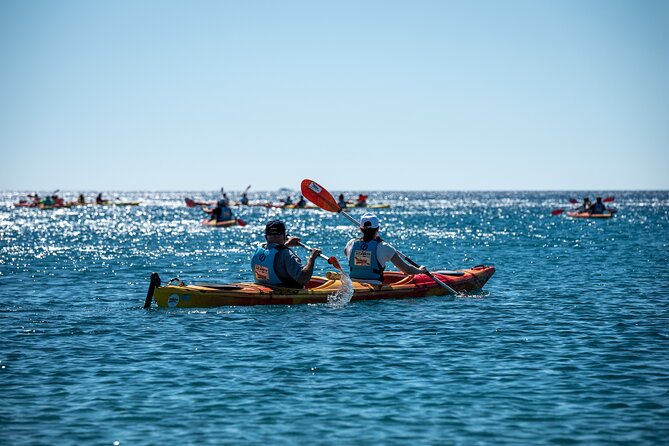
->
[[149, 266, 495, 308]]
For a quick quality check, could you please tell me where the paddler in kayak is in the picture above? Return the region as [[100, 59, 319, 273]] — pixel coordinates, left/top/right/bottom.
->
[[589, 197, 607, 214], [240, 192, 249, 206], [337, 194, 348, 209], [251, 220, 322, 288], [77, 194, 86, 205], [575, 197, 591, 213], [354, 194, 368, 207], [344, 213, 427, 284], [207, 198, 234, 222], [295, 195, 307, 208], [282, 195, 294, 207], [96, 193, 109, 205]]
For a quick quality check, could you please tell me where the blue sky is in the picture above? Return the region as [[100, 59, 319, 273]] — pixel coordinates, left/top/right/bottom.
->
[[1, 0, 667, 191]]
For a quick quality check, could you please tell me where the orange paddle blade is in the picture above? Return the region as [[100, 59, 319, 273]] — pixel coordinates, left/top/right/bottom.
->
[[603, 196, 615, 202], [300, 179, 340, 212], [328, 256, 342, 271], [551, 209, 565, 216]]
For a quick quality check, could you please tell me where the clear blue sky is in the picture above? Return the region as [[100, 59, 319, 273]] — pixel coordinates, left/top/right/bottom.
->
[[1, 0, 667, 191]]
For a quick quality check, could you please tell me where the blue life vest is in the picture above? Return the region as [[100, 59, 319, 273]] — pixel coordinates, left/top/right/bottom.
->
[[348, 239, 384, 281], [214, 206, 233, 222], [591, 202, 606, 214], [251, 244, 302, 288]]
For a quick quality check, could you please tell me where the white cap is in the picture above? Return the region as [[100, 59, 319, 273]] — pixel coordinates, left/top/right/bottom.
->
[[359, 213, 379, 229]]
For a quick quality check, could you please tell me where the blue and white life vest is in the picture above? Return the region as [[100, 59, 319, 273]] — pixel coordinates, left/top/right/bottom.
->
[[251, 244, 302, 287], [218, 207, 233, 221], [348, 239, 384, 281]]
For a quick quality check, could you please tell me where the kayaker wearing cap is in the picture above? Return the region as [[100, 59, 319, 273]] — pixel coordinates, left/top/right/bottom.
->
[[251, 220, 322, 288], [344, 213, 428, 283]]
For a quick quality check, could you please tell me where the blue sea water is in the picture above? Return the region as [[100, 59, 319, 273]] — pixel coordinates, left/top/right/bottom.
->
[[1, 190, 668, 445]]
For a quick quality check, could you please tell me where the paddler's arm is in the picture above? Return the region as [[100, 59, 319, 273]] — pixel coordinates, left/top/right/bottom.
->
[[296, 249, 321, 285], [390, 253, 428, 276], [285, 236, 322, 286]]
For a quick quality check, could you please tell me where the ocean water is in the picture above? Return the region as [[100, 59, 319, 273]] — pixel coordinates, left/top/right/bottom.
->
[[1, 191, 668, 445]]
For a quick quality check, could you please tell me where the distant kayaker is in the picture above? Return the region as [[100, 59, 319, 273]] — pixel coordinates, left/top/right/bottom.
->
[[251, 220, 322, 288], [240, 192, 249, 206], [296, 195, 307, 208], [219, 193, 230, 207], [576, 197, 591, 213], [337, 194, 348, 209], [77, 194, 86, 205], [344, 213, 427, 283], [283, 195, 293, 206], [96, 193, 108, 205], [589, 197, 607, 214], [355, 194, 368, 207], [209, 201, 234, 222]]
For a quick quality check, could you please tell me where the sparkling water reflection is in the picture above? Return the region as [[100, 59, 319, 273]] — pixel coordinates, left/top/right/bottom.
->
[[1, 190, 668, 445]]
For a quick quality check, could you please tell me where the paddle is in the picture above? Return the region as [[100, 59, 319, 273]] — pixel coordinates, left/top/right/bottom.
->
[[296, 241, 342, 271], [300, 179, 457, 295], [551, 208, 565, 216], [603, 196, 615, 203]]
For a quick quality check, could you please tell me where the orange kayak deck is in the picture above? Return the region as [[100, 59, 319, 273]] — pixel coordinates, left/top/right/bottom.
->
[[149, 265, 495, 307]]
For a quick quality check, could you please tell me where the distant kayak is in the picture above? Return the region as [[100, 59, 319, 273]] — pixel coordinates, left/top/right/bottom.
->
[[567, 210, 617, 219], [201, 218, 248, 227], [147, 265, 495, 308]]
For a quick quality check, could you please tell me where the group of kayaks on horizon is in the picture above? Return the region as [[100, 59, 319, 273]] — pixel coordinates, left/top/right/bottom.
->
[[189, 186, 390, 227], [14, 192, 140, 209], [551, 195, 617, 218]]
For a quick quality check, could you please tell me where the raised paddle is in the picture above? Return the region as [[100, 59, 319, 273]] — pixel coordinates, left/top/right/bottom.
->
[[551, 208, 565, 216], [296, 241, 342, 271], [300, 179, 458, 295], [603, 196, 615, 203]]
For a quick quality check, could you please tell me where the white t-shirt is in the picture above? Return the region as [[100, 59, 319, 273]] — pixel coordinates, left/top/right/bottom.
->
[[344, 239, 398, 267]]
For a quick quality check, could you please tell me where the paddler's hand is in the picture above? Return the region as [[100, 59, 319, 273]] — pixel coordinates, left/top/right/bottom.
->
[[309, 248, 322, 261], [285, 236, 301, 248], [417, 266, 428, 274]]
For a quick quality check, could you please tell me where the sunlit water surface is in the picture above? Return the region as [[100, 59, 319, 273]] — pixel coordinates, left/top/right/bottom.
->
[[1, 191, 668, 445]]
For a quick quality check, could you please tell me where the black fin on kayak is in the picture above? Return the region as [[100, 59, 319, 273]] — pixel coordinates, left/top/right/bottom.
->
[[144, 272, 161, 309]]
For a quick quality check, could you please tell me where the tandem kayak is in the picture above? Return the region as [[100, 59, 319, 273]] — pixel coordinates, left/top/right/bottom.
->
[[567, 210, 617, 219], [145, 265, 495, 308], [201, 218, 248, 227]]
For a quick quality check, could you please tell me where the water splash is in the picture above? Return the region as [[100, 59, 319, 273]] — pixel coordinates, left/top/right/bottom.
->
[[327, 270, 354, 307]]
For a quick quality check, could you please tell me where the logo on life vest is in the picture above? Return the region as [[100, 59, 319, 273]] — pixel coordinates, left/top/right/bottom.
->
[[259, 254, 266, 262], [254, 264, 270, 281], [353, 250, 372, 266], [308, 182, 322, 194]]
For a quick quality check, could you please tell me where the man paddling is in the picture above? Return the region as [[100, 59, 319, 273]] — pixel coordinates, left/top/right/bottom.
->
[[207, 199, 234, 222], [589, 197, 607, 214], [251, 220, 322, 288], [344, 213, 427, 284]]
